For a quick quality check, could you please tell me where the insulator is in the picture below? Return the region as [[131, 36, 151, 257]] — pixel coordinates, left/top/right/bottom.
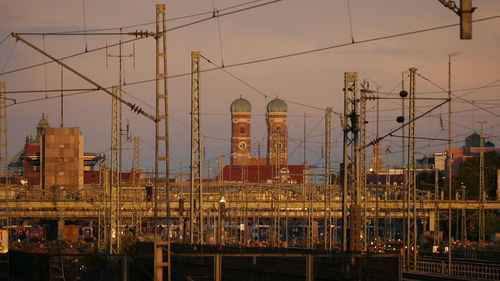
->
[[399, 90, 408, 98]]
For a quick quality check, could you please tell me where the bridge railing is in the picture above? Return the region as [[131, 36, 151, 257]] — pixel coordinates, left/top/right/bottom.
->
[[417, 259, 500, 280]]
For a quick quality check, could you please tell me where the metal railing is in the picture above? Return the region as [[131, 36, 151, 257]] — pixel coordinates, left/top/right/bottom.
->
[[417, 259, 500, 280]]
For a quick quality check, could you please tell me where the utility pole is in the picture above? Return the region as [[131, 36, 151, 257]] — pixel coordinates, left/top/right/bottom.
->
[[304, 112, 307, 166], [406, 67, 417, 271], [324, 107, 333, 250], [342, 72, 362, 252], [436, 0, 474, 39], [190, 51, 203, 245], [110, 85, 121, 254], [478, 121, 486, 246], [0, 83, 7, 188], [400, 70, 408, 268], [447, 52, 459, 274], [154, 4, 171, 281]]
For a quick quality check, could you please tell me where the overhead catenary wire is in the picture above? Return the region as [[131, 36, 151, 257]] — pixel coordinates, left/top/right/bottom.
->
[[213, 0, 226, 67], [0, 0, 283, 77], [28, 0, 266, 35], [417, 72, 500, 118], [3, 13, 498, 82], [200, 54, 334, 113], [366, 99, 450, 148]]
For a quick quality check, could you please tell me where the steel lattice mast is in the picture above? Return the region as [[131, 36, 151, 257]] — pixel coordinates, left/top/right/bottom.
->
[[154, 4, 171, 281], [406, 67, 418, 270], [342, 72, 362, 252], [110, 85, 121, 254], [190, 51, 203, 245]]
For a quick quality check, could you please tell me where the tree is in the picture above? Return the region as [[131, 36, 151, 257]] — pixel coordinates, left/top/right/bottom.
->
[[454, 151, 500, 241], [454, 151, 500, 199]]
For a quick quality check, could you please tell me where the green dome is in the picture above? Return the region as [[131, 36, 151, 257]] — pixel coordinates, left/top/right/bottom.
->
[[230, 97, 251, 112], [37, 113, 50, 128], [267, 98, 287, 113]]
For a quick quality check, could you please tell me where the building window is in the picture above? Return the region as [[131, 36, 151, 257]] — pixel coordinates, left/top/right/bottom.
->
[[276, 127, 281, 134], [240, 126, 245, 134]]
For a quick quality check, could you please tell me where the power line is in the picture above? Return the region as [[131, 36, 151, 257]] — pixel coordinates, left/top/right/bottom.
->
[[417, 72, 500, 118], [0, 0, 283, 77], [31, 0, 265, 35], [200, 54, 268, 98], [200, 54, 334, 113]]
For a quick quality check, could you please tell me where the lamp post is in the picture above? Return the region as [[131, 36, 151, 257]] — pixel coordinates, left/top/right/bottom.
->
[[447, 51, 459, 274]]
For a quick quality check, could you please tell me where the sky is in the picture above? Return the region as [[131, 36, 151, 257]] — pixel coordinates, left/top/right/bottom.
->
[[0, 0, 499, 177]]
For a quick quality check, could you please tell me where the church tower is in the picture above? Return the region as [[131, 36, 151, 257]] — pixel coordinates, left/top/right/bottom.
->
[[266, 97, 288, 166], [230, 97, 252, 165]]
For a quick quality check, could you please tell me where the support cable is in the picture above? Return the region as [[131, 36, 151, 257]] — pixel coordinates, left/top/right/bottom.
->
[[82, 0, 88, 52], [346, 0, 355, 43], [213, 0, 225, 67], [10, 33, 155, 121]]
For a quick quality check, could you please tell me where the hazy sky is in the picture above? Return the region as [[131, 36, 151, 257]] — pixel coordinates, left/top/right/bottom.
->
[[1, 0, 499, 175]]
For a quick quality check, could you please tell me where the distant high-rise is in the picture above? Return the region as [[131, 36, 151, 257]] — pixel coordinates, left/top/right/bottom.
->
[[465, 132, 495, 148], [41, 127, 84, 191]]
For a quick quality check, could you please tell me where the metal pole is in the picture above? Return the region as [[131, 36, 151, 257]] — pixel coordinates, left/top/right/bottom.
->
[[407, 67, 417, 270], [190, 51, 203, 244], [401, 71, 407, 269], [0, 83, 7, 188], [478, 121, 486, 246], [447, 52, 458, 275], [154, 5, 171, 281]]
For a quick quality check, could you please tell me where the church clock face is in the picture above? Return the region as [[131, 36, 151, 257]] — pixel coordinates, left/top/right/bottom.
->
[[238, 142, 247, 151]]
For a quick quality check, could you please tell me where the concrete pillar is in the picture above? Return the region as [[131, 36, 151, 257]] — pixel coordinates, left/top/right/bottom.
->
[[214, 254, 222, 281], [57, 219, 65, 240], [306, 254, 314, 281]]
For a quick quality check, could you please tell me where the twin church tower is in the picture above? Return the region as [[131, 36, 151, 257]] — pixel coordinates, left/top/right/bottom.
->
[[230, 97, 288, 167]]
